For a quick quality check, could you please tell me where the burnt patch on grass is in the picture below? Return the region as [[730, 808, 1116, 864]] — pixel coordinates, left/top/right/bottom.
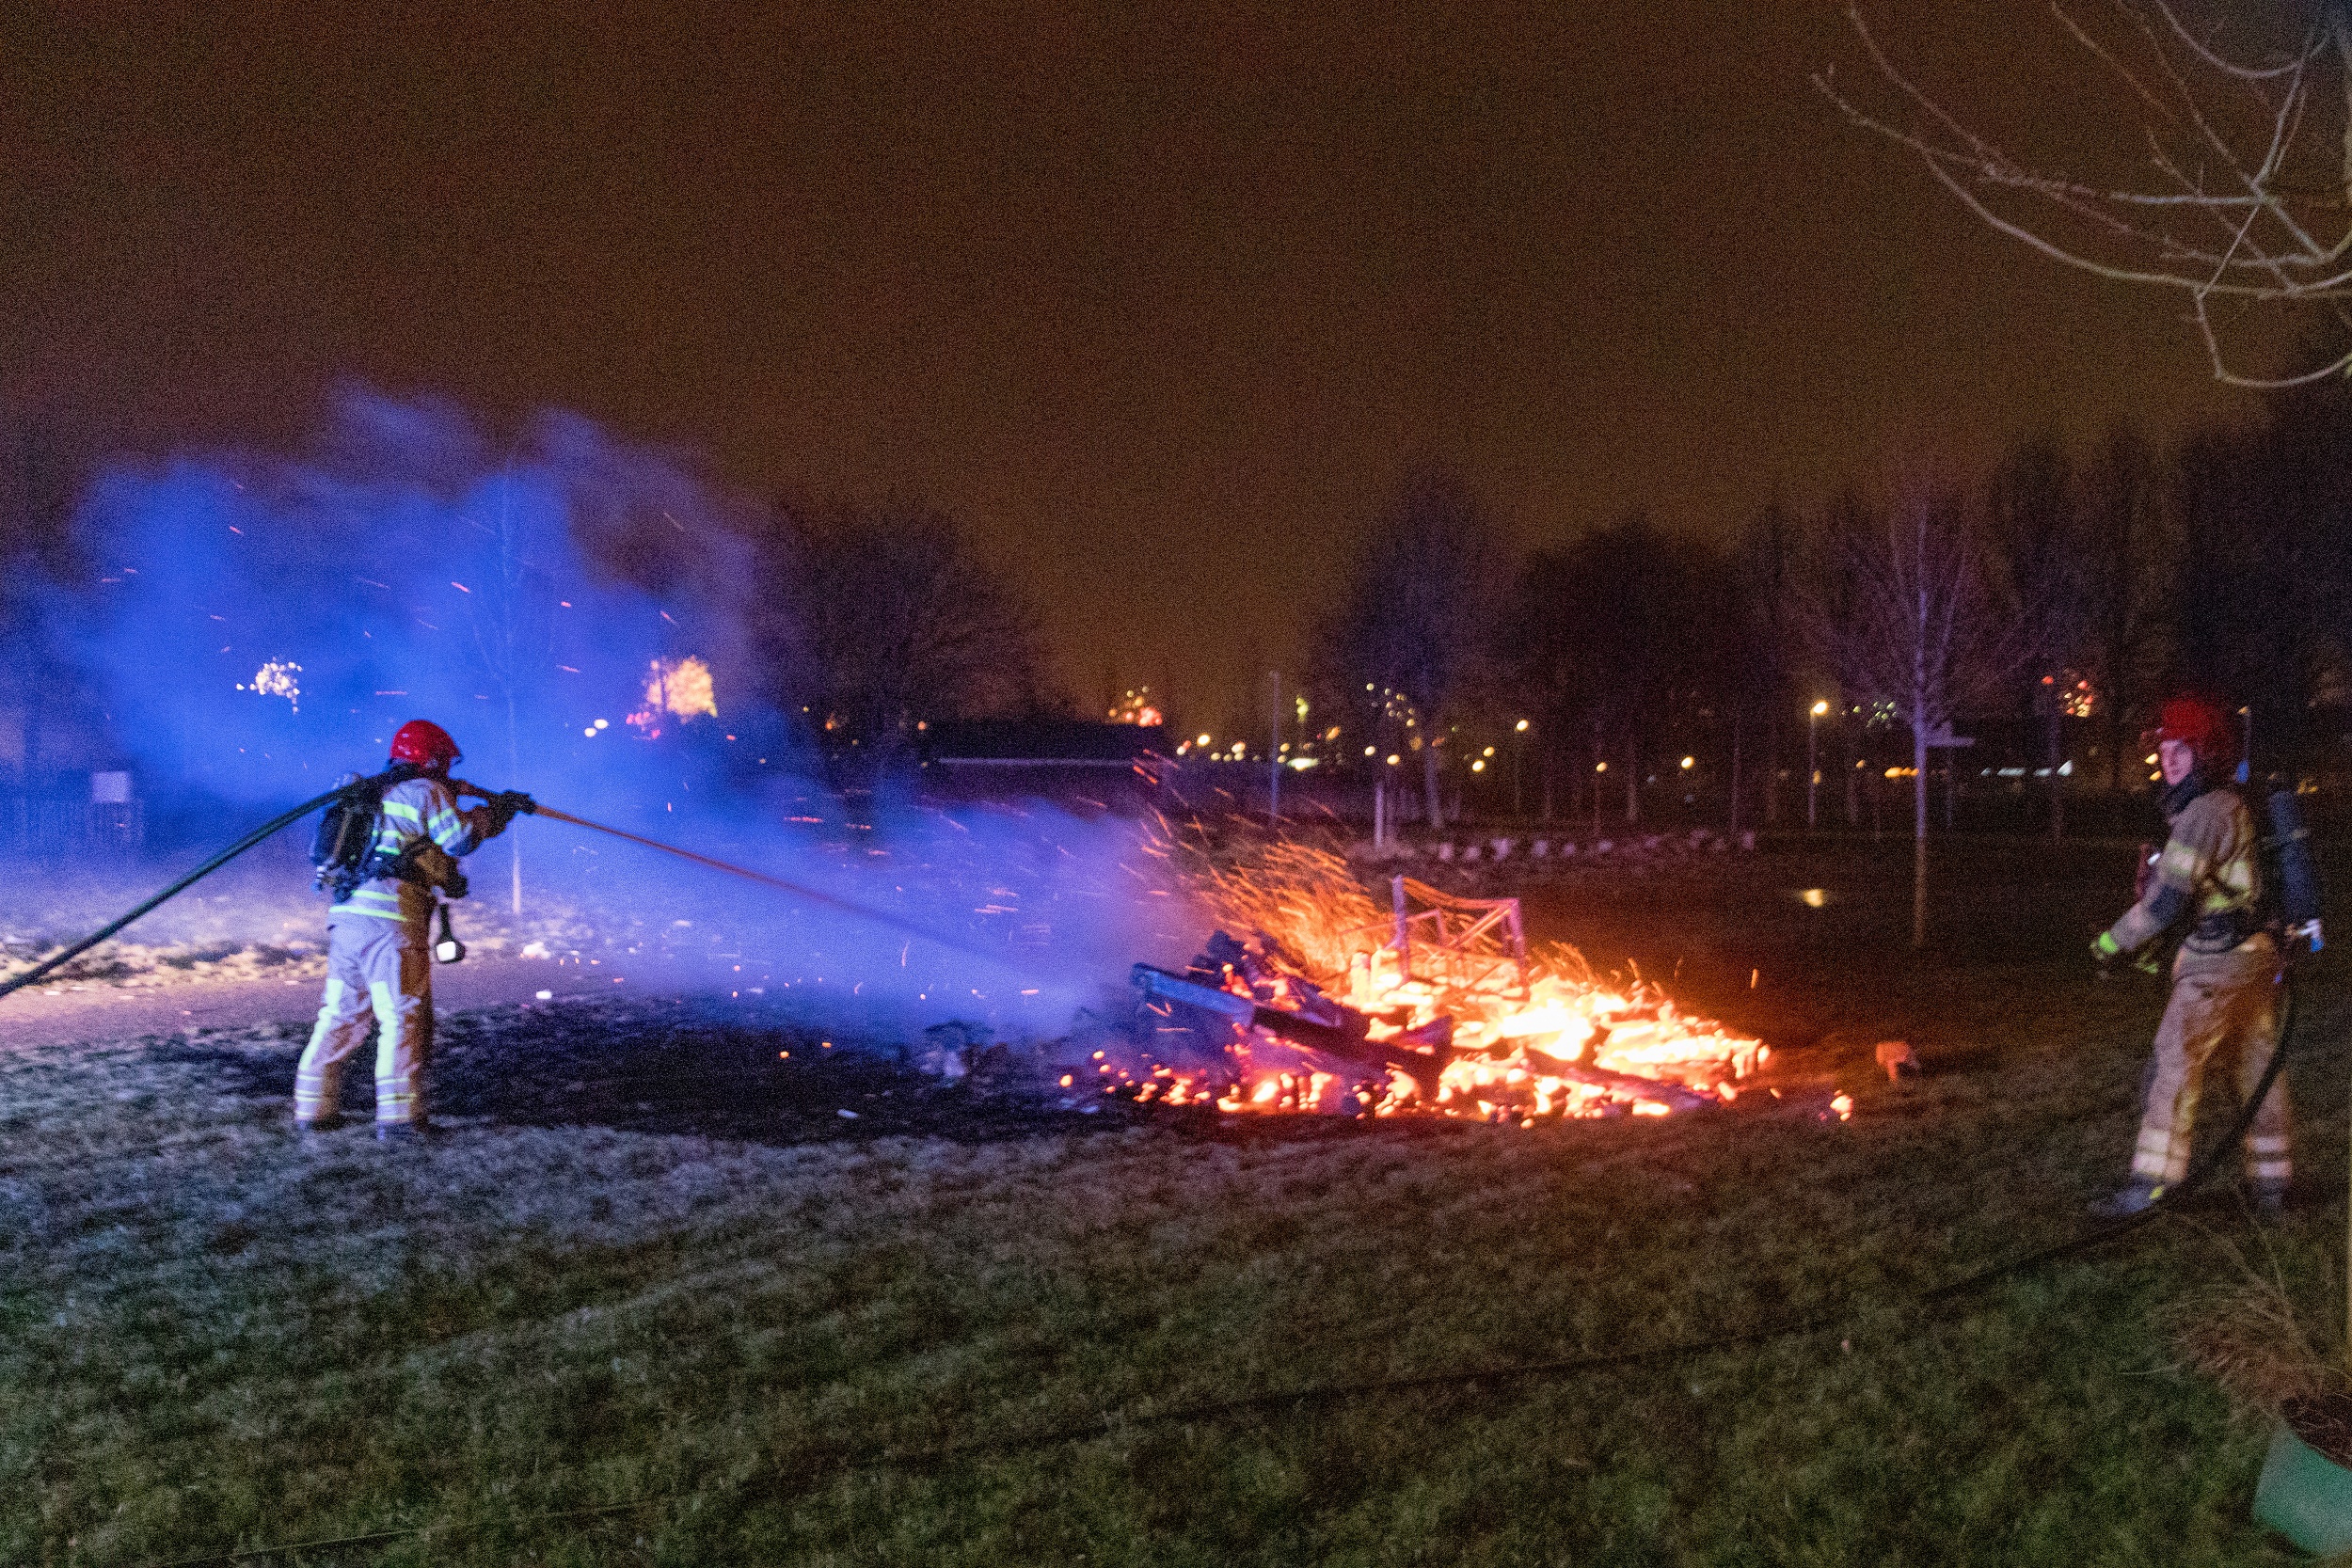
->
[[122, 990, 1846, 1162], [149, 995, 1162, 1146]]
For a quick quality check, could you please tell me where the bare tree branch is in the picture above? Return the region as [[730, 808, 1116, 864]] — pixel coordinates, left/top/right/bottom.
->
[[1825, 2, 2352, 383]]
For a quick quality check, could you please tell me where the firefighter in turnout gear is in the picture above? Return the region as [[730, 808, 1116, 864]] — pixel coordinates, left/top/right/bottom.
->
[[2089, 695, 2288, 1217], [295, 721, 520, 1141]]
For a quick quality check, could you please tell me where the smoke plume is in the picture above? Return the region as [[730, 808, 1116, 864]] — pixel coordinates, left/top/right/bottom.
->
[[63, 388, 1193, 1037]]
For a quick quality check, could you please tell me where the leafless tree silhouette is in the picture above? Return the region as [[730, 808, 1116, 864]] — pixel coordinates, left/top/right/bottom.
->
[[1318, 467, 1503, 832], [1821, 2, 2352, 385], [780, 499, 1053, 776], [1803, 483, 2032, 945], [2074, 424, 2178, 788]]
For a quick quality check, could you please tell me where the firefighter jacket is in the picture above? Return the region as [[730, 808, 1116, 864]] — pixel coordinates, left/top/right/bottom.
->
[[328, 775, 491, 938], [2106, 776, 2265, 959]]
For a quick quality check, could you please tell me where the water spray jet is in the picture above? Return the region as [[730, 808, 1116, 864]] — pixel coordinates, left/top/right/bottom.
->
[[454, 785, 1015, 969]]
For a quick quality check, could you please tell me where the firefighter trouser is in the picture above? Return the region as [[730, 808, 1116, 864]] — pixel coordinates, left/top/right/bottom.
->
[[295, 917, 433, 1127], [2128, 942, 2288, 1191]]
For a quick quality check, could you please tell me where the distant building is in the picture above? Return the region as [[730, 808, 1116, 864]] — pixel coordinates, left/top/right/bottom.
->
[[0, 694, 144, 855]]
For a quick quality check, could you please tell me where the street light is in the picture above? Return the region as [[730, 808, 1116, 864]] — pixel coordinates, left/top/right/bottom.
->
[[1808, 700, 1830, 829], [1512, 719, 1529, 816]]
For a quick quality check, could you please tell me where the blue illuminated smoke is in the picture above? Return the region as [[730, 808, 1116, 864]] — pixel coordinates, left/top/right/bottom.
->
[[67, 388, 1195, 1037], [79, 388, 769, 816]]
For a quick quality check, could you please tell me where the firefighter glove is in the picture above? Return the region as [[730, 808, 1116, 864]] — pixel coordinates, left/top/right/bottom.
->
[[2091, 930, 2123, 978], [486, 790, 535, 829]]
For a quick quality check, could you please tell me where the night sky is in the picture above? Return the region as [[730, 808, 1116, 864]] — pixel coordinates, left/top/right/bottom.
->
[[1, 3, 2250, 724]]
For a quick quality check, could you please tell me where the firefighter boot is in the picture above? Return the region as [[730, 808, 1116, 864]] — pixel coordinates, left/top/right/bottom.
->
[[2088, 1180, 2165, 1218], [2252, 1181, 2290, 1219]]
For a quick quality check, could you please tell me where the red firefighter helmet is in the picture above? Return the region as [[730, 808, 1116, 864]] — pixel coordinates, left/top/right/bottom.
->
[[2146, 695, 2235, 764], [389, 720, 462, 772]]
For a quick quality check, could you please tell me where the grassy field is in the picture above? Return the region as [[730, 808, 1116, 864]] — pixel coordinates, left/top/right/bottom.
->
[[4, 835, 2346, 1565]]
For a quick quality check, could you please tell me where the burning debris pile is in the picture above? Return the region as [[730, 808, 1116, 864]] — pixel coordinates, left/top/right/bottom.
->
[[1062, 844, 1765, 1123]]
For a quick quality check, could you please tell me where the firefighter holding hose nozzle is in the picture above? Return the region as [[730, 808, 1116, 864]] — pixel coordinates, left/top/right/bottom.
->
[[2089, 695, 2290, 1218], [296, 721, 531, 1142]]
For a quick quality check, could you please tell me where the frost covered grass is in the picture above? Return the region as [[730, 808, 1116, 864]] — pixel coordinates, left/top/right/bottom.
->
[[3, 840, 2345, 1564], [0, 847, 331, 988], [0, 843, 611, 991]]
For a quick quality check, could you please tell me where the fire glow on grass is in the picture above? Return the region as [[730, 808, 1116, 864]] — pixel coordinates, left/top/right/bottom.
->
[[1112, 843, 1767, 1124]]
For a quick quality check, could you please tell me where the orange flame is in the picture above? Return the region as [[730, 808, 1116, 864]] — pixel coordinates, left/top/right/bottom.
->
[[1125, 841, 1767, 1123], [627, 656, 717, 737]]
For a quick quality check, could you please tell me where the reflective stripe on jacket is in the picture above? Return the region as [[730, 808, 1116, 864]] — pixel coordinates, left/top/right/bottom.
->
[[329, 776, 485, 931], [2107, 784, 2263, 957]]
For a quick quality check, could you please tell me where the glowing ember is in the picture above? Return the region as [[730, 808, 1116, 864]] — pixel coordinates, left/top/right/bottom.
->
[[1112, 843, 1767, 1124], [628, 655, 717, 736], [237, 658, 303, 713]]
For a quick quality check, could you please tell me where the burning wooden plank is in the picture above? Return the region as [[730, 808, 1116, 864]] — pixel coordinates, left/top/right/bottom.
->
[[1131, 961, 1454, 1100], [1053, 838, 1771, 1123], [1121, 927, 1756, 1121]]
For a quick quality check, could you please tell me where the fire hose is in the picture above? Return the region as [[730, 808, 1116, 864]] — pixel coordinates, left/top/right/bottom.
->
[[0, 782, 1009, 1005], [0, 784, 352, 1002]]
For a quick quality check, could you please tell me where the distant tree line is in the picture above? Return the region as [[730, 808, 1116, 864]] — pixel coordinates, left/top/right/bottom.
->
[[1312, 378, 2352, 843], [509, 485, 1065, 785], [10, 377, 2352, 828]]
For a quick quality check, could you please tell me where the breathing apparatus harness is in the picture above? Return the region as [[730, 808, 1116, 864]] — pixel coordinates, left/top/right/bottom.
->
[[2258, 784, 2327, 958], [311, 764, 428, 904], [311, 766, 534, 963], [2130, 772, 2323, 962]]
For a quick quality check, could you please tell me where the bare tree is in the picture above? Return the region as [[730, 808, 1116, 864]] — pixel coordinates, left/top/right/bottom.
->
[[1823, 3, 2352, 385], [1804, 483, 2029, 946], [1317, 467, 1502, 831], [779, 499, 1053, 776], [2169, 392, 2345, 761], [1498, 548, 1597, 825], [1731, 499, 1804, 828], [1984, 437, 2090, 839], [1582, 514, 1711, 829], [2075, 423, 2177, 789], [1491, 514, 1734, 834]]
